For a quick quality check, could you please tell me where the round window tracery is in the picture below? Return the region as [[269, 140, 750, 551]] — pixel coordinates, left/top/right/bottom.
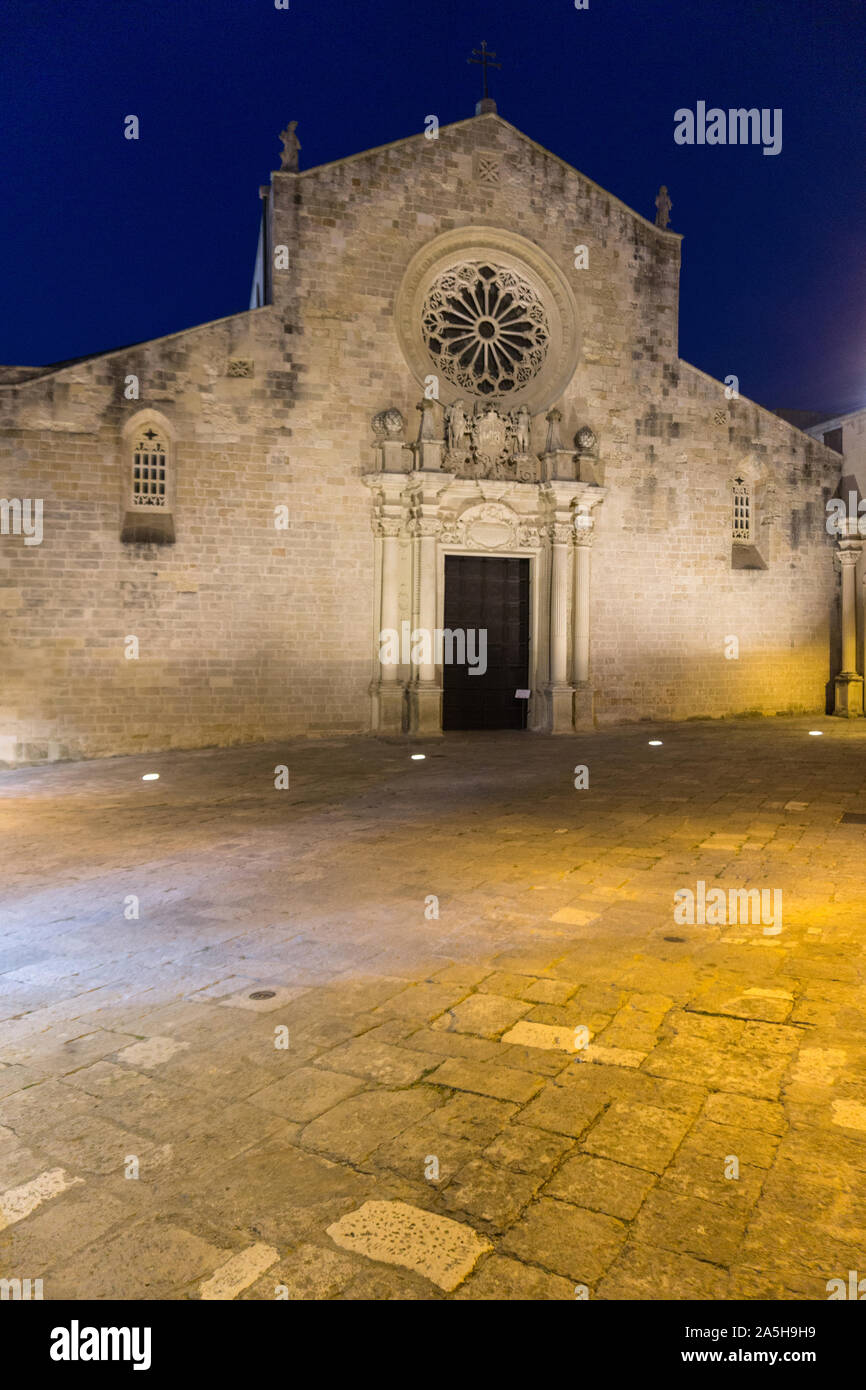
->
[[421, 262, 550, 398]]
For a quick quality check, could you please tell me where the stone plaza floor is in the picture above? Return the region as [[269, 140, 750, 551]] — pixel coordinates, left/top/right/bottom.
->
[[1, 717, 865, 1300]]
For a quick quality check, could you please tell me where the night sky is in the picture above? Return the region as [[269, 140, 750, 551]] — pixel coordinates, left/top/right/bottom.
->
[[2, 0, 864, 416]]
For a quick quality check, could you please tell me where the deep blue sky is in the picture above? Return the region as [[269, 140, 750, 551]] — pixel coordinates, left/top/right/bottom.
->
[[2, 0, 864, 415]]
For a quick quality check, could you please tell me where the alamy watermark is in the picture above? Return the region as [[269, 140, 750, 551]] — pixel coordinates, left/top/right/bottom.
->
[[674, 103, 782, 156], [0, 498, 43, 545], [674, 880, 782, 935], [379, 622, 487, 675]]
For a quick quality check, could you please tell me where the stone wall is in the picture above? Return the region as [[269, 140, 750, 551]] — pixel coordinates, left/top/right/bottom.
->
[[0, 113, 842, 763]]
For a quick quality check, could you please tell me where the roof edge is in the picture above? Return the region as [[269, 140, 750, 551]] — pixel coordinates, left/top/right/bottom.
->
[[0, 307, 269, 390], [280, 112, 682, 242]]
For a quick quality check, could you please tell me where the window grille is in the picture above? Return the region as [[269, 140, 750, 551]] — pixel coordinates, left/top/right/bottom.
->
[[732, 477, 751, 541], [133, 429, 167, 507]]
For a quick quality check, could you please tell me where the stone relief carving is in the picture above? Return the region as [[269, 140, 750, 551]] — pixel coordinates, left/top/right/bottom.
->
[[439, 501, 539, 551], [372, 407, 406, 439], [444, 402, 539, 482], [227, 358, 254, 378]]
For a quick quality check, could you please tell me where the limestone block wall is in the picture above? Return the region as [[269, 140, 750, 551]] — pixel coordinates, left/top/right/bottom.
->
[[0, 111, 845, 763], [588, 365, 840, 723], [0, 308, 374, 764]]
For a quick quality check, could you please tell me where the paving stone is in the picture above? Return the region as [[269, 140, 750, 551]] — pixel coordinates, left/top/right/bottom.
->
[[300, 1089, 441, 1164], [248, 1067, 365, 1123], [0, 1168, 84, 1230], [477, 972, 539, 998], [440, 1158, 541, 1228], [545, 1153, 656, 1221], [0, 1184, 131, 1274], [425, 1057, 544, 1105], [631, 1189, 750, 1264], [550, 908, 599, 926], [47, 1220, 228, 1299], [500, 1020, 581, 1052], [373, 983, 469, 1023], [500, 1197, 626, 1284], [483, 1124, 574, 1178], [577, 1044, 647, 1069], [326, 1199, 492, 1292], [581, 1102, 695, 1174], [683, 1117, 781, 1169], [426, 1093, 517, 1146], [702, 1092, 786, 1134], [5, 729, 866, 1300], [520, 979, 577, 1005], [596, 1241, 729, 1300], [431, 993, 531, 1039], [239, 1242, 361, 1300], [314, 1034, 441, 1085], [116, 1036, 189, 1069], [369, 1124, 477, 1187], [517, 1086, 606, 1140], [396, 1026, 503, 1062], [453, 1253, 575, 1300], [198, 1242, 280, 1300]]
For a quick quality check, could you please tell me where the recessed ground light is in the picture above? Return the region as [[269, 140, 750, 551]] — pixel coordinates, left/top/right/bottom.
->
[[411, 753, 426, 760], [249, 990, 276, 1000], [141, 773, 159, 781], [808, 730, 823, 736], [648, 740, 663, 746]]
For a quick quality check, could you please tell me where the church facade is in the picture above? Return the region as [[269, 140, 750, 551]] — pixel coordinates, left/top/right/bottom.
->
[[0, 110, 846, 765]]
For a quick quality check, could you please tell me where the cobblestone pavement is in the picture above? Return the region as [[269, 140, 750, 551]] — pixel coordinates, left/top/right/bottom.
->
[[1, 718, 865, 1300]]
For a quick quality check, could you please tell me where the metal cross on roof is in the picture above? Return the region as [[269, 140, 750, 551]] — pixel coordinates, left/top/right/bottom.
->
[[468, 41, 501, 102]]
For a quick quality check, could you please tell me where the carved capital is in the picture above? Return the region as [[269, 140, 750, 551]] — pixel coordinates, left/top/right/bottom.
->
[[836, 543, 862, 569], [549, 522, 573, 546]]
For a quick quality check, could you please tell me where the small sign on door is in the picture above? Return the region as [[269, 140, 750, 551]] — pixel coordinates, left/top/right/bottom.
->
[[515, 689, 531, 699]]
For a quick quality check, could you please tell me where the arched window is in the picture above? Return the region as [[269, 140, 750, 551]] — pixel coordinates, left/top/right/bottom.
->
[[732, 476, 752, 542], [121, 412, 175, 543], [132, 427, 168, 508]]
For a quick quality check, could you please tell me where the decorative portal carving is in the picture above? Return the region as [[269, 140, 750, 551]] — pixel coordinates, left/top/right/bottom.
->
[[422, 262, 549, 399], [440, 501, 524, 551], [444, 402, 540, 482]]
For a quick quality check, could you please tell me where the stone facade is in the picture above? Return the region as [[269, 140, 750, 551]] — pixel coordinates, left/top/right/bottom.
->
[[0, 112, 844, 764]]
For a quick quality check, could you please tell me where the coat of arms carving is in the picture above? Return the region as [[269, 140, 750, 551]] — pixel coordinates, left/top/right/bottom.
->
[[444, 402, 538, 483]]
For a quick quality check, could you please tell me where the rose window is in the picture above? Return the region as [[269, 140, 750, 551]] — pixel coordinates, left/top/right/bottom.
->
[[421, 262, 550, 397]]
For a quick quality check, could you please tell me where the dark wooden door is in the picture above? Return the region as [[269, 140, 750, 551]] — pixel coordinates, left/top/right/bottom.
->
[[442, 555, 530, 730]]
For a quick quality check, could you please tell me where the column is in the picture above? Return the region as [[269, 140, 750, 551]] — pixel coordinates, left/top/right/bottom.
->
[[547, 520, 573, 732], [375, 517, 407, 733], [416, 523, 438, 687], [407, 469, 452, 736], [834, 539, 863, 716], [573, 531, 592, 685], [379, 521, 401, 686]]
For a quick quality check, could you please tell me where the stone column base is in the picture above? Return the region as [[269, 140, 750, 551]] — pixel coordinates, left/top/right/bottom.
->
[[572, 684, 595, 731], [547, 684, 575, 734], [833, 672, 864, 718], [408, 683, 443, 736], [375, 683, 406, 735]]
